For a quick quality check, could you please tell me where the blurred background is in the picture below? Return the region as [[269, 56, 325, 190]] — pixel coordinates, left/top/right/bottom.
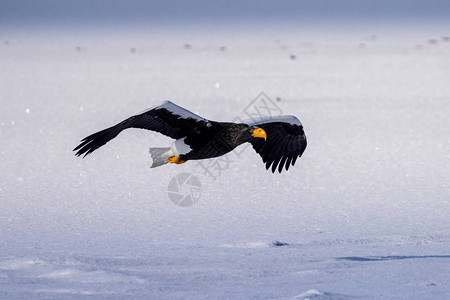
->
[[1, 0, 449, 252], [1, 0, 450, 31], [1, 1, 449, 298], [1, 0, 449, 247]]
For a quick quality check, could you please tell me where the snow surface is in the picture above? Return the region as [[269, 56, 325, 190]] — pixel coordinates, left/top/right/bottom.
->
[[1, 26, 450, 299]]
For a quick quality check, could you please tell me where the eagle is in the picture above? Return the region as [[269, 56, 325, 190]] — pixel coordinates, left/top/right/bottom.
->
[[74, 101, 307, 173]]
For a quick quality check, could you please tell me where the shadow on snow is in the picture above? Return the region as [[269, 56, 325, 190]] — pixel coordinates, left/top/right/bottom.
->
[[336, 255, 450, 262]]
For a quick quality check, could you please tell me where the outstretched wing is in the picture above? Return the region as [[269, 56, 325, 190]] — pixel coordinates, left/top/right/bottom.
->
[[245, 115, 307, 173], [74, 101, 211, 157]]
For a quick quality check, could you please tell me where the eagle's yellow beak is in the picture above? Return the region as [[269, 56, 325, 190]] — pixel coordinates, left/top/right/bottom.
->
[[251, 128, 267, 141]]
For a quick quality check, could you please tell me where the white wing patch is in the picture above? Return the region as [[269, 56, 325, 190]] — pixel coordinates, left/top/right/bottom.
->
[[243, 115, 302, 127], [140, 101, 211, 124]]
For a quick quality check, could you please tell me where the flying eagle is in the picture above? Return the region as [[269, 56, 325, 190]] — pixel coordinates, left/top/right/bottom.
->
[[74, 101, 307, 173]]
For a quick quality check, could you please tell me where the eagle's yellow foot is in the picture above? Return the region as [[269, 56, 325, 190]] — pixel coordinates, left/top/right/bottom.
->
[[168, 156, 186, 164]]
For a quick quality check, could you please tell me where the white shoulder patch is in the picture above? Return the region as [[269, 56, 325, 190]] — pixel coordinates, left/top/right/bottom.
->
[[139, 101, 210, 124], [243, 115, 302, 127]]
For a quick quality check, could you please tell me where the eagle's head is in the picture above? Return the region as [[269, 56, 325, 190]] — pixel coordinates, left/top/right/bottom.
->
[[249, 127, 267, 141]]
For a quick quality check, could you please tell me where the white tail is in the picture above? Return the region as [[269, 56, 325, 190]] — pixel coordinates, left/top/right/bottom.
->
[[149, 147, 172, 168]]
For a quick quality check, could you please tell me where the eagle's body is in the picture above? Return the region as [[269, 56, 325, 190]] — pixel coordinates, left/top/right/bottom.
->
[[74, 101, 307, 173], [181, 122, 253, 160]]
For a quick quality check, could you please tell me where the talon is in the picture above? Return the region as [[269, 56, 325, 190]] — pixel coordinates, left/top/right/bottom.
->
[[168, 156, 186, 164]]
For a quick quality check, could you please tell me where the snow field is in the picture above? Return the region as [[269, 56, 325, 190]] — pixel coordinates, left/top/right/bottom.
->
[[1, 27, 449, 298]]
